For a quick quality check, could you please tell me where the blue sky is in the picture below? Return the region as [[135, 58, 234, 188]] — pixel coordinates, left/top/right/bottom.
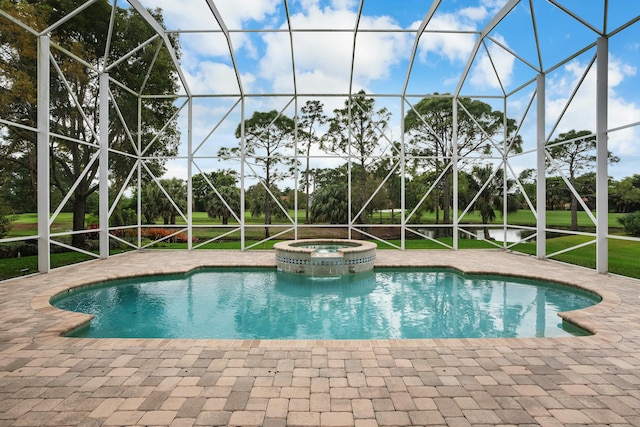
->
[[133, 0, 640, 181]]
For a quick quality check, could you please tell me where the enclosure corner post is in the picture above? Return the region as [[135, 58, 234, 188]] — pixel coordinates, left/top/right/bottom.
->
[[400, 96, 406, 250], [536, 73, 546, 260], [452, 97, 459, 250], [187, 97, 193, 250], [240, 96, 246, 250], [99, 73, 110, 259], [37, 35, 51, 273], [596, 36, 609, 274]]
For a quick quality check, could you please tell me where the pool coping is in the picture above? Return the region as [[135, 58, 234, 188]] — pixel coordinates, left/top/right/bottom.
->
[[28, 249, 629, 347]]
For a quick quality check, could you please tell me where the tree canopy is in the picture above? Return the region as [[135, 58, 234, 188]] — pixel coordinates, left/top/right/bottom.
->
[[404, 95, 522, 230], [547, 129, 618, 230], [219, 110, 296, 237], [0, 0, 180, 247], [325, 90, 390, 224]]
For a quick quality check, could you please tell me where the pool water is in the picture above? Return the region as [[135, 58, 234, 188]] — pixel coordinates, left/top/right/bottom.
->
[[290, 243, 355, 253], [52, 268, 600, 340]]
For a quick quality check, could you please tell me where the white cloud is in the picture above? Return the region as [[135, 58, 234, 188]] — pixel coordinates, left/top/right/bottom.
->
[[146, 0, 279, 30], [460, 6, 487, 21], [481, 0, 510, 12], [141, 0, 279, 60], [546, 56, 640, 156], [417, 14, 477, 64], [178, 33, 233, 65], [469, 34, 515, 90], [416, 0, 510, 66], [214, 0, 280, 28], [330, 0, 357, 10], [184, 61, 255, 95], [258, 5, 410, 94]]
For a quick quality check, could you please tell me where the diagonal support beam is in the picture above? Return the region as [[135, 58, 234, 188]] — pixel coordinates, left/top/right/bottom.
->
[[127, 0, 191, 96], [402, 0, 442, 97], [205, 0, 244, 96], [455, 0, 520, 97]]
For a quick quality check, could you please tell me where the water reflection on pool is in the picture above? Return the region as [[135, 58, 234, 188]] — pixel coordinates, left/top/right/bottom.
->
[[52, 268, 600, 340]]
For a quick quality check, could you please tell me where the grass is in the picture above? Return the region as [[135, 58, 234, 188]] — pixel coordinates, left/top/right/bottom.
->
[[4, 210, 628, 239], [0, 251, 96, 281], [2, 211, 639, 281], [506, 210, 625, 229], [2, 235, 639, 281], [511, 234, 640, 278]]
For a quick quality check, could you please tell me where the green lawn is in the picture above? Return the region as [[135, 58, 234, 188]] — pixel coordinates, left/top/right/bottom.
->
[[3, 211, 639, 281], [510, 234, 640, 278], [506, 210, 625, 229], [0, 251, 96, 281], [4, 209, 627, 239], [4, 233, 638, 281]]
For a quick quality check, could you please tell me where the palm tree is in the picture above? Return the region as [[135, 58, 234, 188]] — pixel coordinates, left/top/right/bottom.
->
[[142, 178, 186, 225], [299, 101, 327, 224], [206, 186, 240, 225], [467, 165, 517, 240], [310, 167, 349, 224]]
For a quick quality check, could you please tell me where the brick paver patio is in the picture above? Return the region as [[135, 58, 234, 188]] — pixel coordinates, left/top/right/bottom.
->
[[1, 249, 639, 426]]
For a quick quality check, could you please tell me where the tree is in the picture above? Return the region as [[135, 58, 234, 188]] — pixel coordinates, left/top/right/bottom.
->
[[325, 90, 390, 224], [0, 1, 180, 248], [404, 95, 522, 233], [0, 1, 47, 215], [220, 110, 296, 238], [547, 130, 618, 230], [141, 178, 186, 225], [192, 170, 237, 211], [618, 211, 640, 235], [466, 165, 517, 240], [372, 141, 402, 223], [299, 100, 327, 224], [309, 164, 382, 225], [610, 175, 640, 213], [0, 196, 12, 238], [206, 185, 240, 225], [310, 167, 349, 224], [405, 172, 438, 224], [244, 183, 287, 222], [516, 168, 536, 208], [0, 166, 37, 213]]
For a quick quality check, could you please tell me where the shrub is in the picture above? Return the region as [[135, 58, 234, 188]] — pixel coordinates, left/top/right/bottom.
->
[[0, 199, 12, 238], [140, 228, 195, 243], [0, 242, 38, 259], [618, 211, 640, 235]]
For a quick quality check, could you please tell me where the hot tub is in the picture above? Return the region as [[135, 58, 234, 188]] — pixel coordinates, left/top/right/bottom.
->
[[273, 239, 376, 277]]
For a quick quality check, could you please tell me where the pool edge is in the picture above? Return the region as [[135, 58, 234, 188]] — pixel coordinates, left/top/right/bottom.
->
[[32, 249, 623, 344]]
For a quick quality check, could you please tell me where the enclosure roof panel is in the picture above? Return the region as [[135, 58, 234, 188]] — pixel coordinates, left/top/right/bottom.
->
[[114, 1, 636, 99]]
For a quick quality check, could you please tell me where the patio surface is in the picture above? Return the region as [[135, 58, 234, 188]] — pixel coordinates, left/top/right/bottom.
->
[[1, 249, 639, 426]]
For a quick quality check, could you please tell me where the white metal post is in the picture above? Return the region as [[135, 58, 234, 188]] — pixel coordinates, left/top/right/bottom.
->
[[137, 97, 142, 248], [37, 36, 51, 273], [240, 97, 246, 249], [293, 97, 299, 240], [452, 97, 459, 250], [502, 97, 508, 247], [400, 96, 406, 250], [98, 73, 109, 259], [536, 74, 546, 259], [187, 98, 193, 249], [596, 37, 608, 273]]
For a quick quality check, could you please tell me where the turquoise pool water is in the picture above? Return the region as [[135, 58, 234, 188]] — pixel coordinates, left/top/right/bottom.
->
[[52, 268, 600, 339]]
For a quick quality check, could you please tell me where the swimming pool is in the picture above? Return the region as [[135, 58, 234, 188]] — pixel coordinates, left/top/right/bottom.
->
[[51, 268, 600, 339]]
